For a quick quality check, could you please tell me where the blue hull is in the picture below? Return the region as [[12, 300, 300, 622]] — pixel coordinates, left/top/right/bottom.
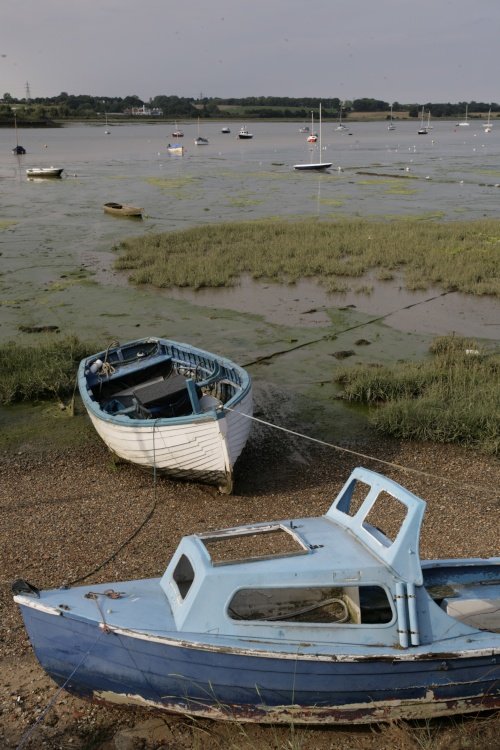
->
[[19, 604, 500, 724]]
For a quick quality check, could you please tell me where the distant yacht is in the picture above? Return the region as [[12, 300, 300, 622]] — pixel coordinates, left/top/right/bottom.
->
[[483, 108, 493, 133], [417, 106, 429, 135], [336, 104, 347, 131], [457, 105, 470, 127], [387, 104, 396, 131]]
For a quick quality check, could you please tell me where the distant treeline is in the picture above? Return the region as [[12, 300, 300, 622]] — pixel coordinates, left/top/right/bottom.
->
[[1, 92, 498, 122]]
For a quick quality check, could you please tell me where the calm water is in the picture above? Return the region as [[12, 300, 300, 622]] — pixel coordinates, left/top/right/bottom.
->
[[0, 120, 499, 347]]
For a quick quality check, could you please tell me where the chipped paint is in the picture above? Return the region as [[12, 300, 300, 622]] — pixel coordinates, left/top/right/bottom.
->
[[100, 622, 499, 663], [91, 687, 500, 724]]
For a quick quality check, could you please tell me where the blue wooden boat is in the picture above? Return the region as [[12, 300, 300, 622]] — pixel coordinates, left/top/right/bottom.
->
[[77, 337, 253, 493], [13, 468, 499, 724]]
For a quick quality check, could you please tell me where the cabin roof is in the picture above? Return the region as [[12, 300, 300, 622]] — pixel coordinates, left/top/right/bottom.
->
[[161, 468, 426, 632]]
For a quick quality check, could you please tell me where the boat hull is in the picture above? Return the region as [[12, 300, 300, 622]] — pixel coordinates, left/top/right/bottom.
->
[[294, 163, 332, 171], [78, 337, 253, 492], [26, 167, 63, 178], [16, 602, 500, 725], [85, 390, 252, 490], [103, 203, 143, 217]]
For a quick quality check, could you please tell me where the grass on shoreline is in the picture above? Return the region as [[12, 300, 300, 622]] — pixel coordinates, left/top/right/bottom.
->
[[1, 335, 498, 457], [334, 335, 500, 455], [113, 218, 500, 297], [0, 336, 93, 405]]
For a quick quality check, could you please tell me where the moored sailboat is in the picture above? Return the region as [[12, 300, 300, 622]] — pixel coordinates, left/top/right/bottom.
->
[[294, 103, 332, 171]]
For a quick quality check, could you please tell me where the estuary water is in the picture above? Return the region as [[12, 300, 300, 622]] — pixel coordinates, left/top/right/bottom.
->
[[0, 119, 499, 349]]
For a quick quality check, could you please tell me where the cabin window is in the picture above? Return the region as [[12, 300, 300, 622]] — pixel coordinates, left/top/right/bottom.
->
[[172, 554, 195, 599], [362, 491, 408, 544], [336, 479, 408, 546], [338, 479, 371, 517], [228, 585, 393, 625]]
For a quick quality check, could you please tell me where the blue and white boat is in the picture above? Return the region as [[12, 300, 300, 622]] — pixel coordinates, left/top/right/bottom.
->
[[77, 337, 252, 493], [13, 468, 500, 724], [167, 143, 184, 155]]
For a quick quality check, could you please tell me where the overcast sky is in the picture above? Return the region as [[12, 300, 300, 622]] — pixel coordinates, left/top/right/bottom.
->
[[2, 0, 498, 104]]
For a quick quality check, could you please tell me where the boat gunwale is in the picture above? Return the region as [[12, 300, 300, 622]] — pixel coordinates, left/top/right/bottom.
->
[[13, 594, 500, 661], [78, 337, 252, 432]]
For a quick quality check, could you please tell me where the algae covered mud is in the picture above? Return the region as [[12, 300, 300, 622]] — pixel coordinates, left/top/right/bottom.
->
[[0, 121, 498, 447]]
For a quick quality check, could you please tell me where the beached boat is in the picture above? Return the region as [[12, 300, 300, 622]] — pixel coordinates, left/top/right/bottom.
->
[[13, 467, 499, 724], [167, 143, 185, 155], [77, 337, 252, 492], [294, 103, 332, 171], [238, 126, 253, 139], [26, 166, 64, 178], [103, 202, 143, 217]]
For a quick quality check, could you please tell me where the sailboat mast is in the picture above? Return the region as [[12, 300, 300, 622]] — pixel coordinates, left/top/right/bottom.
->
[[319, 103, 322, 155]]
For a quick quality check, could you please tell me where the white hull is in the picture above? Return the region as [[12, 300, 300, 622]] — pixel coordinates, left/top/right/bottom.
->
[[79, 337, 253, 492], [87, 390, 252, 487], [26, 167, 63, 178], [294, 162, 332, 171]]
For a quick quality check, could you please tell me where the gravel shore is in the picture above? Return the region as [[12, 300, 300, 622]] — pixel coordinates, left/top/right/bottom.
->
[[1, 408, 499, 749]]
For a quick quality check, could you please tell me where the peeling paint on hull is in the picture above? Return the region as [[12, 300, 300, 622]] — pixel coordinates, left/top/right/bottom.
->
[[21, 606, 498, 726], [88, 689, 499, 724]]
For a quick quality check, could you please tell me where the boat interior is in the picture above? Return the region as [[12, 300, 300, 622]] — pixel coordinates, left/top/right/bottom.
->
[[423, 562, 500, 632], [88, 352, 233, 420]]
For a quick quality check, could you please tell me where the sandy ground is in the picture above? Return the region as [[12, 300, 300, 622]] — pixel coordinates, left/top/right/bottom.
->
[[1, 393, 499, 749]]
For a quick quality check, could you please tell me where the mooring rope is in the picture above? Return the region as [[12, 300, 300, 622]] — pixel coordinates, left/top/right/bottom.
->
[[225, 406, 491, 492], [242, 289, 454, 368], [17, 423, 162, 747], [63, 420, 160, 588]]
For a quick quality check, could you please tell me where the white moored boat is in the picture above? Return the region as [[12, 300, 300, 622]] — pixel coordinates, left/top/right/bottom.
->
[[26, 166, 64, 178], [294, 103, 332, 171], [78, 337, 253, 493]]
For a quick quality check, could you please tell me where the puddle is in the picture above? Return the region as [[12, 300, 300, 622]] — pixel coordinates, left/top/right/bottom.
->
[[162, 274, 499, 340]]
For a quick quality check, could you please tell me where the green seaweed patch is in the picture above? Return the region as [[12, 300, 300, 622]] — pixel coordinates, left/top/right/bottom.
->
[[476, 169, 500, 177], [45, 268, 97, 292], [357, 178, 396, 186], [228, 196, 263, 207], [146, 176, 195, 192], [319, 198, 345, 207], [0, 219, 18, 230], [385, 186, 418, 195]]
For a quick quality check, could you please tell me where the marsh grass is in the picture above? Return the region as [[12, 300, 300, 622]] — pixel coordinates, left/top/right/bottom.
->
[[113, 218, 500, 296], [335, 335, 500, 454], [0, 335, 93, 404]]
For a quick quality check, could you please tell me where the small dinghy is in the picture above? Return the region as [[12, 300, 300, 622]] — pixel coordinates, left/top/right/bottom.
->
[[103, 202, 143, 217], [77, 337, 253, 492], [26, 166, 64, 178], [14, 467, 500, 724]]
